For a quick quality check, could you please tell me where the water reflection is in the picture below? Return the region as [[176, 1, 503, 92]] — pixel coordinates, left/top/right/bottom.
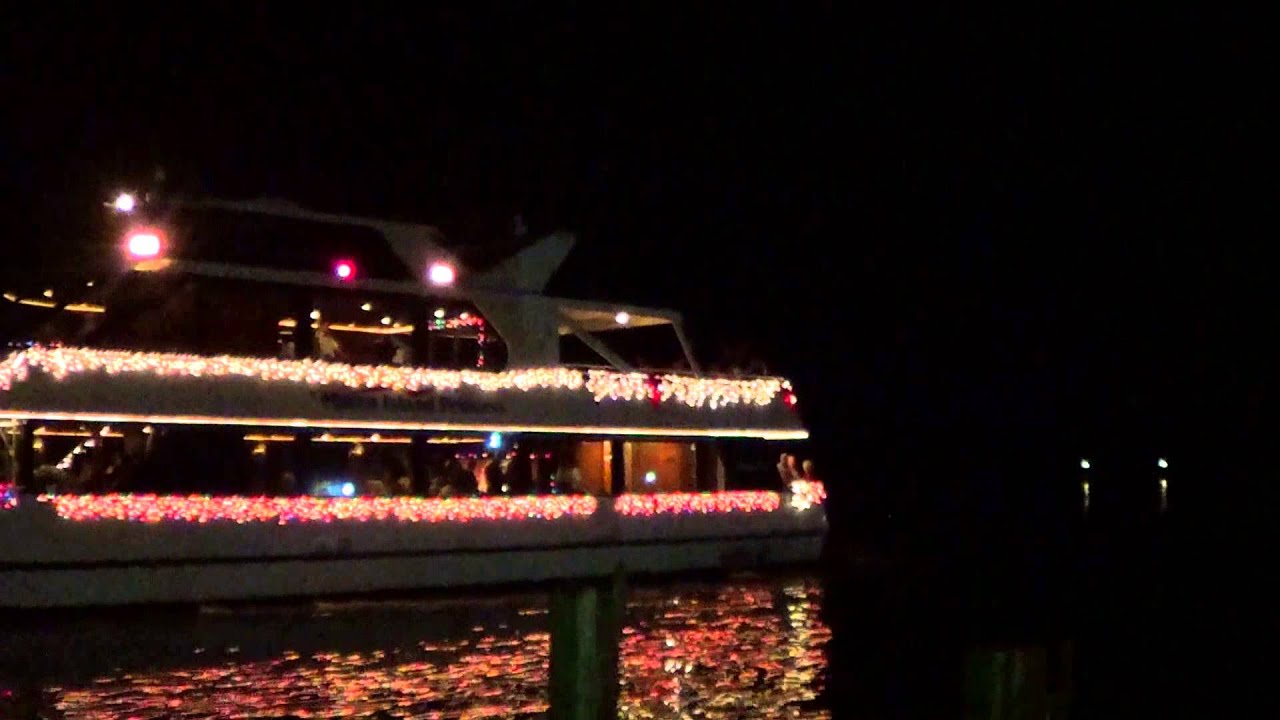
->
[[1, 578, 830, 719], [619, 582, 830, 719]]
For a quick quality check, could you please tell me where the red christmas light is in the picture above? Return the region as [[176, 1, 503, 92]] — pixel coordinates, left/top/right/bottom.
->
[[333, 259, 357, 281]]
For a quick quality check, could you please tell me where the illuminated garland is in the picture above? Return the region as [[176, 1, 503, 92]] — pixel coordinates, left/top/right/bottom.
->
[[614, 491, 782, 516], [36, 493, 598, 524], [0, 346, 583, 394], [0, 483, 16, 510], [788, 480, 826, 511], [584, 370, 789, 409], [0, 347, 792, 408], [22, 485, 824, 523]]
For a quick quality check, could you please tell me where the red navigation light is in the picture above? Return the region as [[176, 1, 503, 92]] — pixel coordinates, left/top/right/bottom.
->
[[333, 259, 356, 281], [125, 228, 164, 259], [427, 262, 456, 286]]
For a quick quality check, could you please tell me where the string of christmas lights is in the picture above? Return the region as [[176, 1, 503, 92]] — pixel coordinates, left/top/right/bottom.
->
[[584, 370, 789, 409], [35, 493, 598, 524], [788, 480, 827, 511], [0, 483, 16, 510], [0, 346, 793, 408], [614, 491, 782, 516], [18, 485, 825, 523]]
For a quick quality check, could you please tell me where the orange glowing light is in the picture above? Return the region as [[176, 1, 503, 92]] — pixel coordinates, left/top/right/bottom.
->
[[125, 228, 164, 259]]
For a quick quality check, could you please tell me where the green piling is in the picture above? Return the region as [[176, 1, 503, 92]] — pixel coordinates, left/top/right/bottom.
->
[[548, 570, 627, 720], [964, 647, 1049, 720]]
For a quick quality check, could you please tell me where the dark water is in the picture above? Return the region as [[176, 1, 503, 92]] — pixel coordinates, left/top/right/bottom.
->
[[0, 516, 1257, 718], [1, 577, 829, 719]]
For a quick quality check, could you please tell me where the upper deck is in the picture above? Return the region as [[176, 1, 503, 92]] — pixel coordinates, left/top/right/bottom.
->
[[0, 198, 806, 440]]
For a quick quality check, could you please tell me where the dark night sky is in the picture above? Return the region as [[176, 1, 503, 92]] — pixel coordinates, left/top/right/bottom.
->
[[4, 6, 1272, 529]]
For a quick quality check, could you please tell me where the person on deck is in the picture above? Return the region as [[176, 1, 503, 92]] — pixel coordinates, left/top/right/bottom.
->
[[777, 453, 798, 483]]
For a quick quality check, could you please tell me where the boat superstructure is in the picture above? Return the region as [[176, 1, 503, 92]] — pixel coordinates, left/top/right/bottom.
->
[[0, 197, 825, 608]]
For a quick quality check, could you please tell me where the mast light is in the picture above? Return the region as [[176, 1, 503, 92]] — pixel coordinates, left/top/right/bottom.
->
[[428, 262, 455, 286]]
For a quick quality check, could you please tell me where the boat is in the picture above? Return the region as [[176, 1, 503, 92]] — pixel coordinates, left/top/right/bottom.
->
[[0, 196, 825, 608]]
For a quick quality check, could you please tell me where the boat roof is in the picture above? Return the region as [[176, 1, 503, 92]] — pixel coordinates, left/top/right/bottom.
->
[[10, 197, 699, 371]]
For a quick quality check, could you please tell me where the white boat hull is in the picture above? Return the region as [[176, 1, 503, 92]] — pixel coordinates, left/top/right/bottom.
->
[[0, 499, 826, 608]]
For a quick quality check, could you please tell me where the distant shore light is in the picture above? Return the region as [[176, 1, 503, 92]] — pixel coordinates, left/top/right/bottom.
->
[[615, 311, 631, 325]]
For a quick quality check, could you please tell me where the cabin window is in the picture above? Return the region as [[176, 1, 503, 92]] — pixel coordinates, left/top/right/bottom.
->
[[717, 439, 814, 491], [1, 271, 507, 370], [296, 290, 504, 370], [19, 423, 805, 499], [559, 324, 690, 371], [44, 274, 296, 357]]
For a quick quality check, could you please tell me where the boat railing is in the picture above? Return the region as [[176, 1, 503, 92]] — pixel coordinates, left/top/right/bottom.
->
[[563, 363, 789, 383]]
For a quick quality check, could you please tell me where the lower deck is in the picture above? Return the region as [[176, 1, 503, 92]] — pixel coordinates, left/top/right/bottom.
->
[[0, 489, 826, 607]]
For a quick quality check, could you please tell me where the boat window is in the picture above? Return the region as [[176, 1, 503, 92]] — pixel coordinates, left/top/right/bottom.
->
[[1, 272, 508, 370], [70, 274, 295, 357], [20, 423, 807, 499], [1, 273, 111, 348], [559, 325, 691, 371], [301, 290, 504, 370], [717, 439, 815, 491], [621, 441, 698, 493]]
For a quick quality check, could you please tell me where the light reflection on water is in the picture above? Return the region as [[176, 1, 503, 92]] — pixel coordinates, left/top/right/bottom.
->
[[10, 577, 830, 719]]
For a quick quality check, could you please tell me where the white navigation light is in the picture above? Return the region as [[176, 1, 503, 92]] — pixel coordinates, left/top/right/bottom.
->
[[1157, 458, 1168, 469], [428, 262, 455, 286], [1079, 459, 1091, 470], [126, 229, 163, 259], [615, 311, 631, 325], [112, 192, 136, 213]]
